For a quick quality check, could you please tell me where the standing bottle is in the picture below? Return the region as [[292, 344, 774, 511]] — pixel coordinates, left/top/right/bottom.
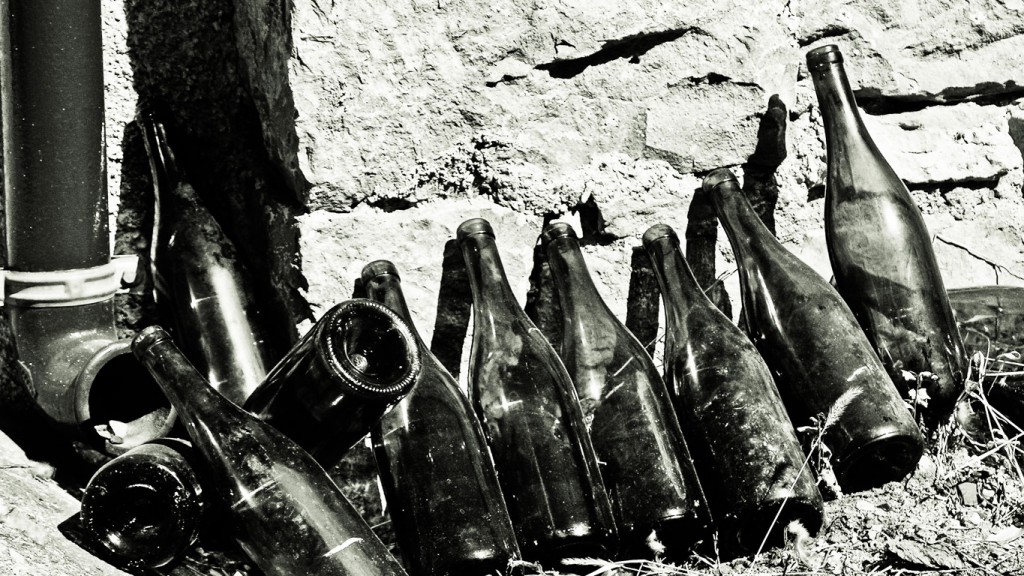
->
[[541, 223, 709, 558], [643, 223, 824, 553], [361, 260, 521, 576], [132, 326, 408, 576], [80, 438, 204, 569], [808, 45, 967, 419], [245, 299, 421, 469], [458, 218, 617, 565], [704, 169, 924, 493], [140, 110, 274, 404]]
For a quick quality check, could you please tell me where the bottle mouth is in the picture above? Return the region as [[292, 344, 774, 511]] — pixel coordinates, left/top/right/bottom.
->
[[130, 325, 173, 357], [539, 221, 577, 246], [321, 299, 421, 398], [806, 44, 844, 68], [701, 168, 738, 193], [456, 217, 495, 241], [641, 223, 678, 249], [360, 259, 400, 283]]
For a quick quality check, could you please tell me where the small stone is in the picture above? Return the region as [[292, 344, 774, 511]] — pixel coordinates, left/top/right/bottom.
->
[[958, 482, 980, 506]]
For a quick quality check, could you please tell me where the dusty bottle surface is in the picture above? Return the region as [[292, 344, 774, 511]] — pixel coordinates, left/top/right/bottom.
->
[[80, 438, 203, 568], [139, 110, 274, 405], [362, 260, 521, 576], [132, 326, 409, 576], [458, 218, 617, 566], [541, 222, 709, 558], [245, 300, 421, 469], [643, 223, 824, 553], [705, 169, 924, 493], [808, 45, 967, 420]]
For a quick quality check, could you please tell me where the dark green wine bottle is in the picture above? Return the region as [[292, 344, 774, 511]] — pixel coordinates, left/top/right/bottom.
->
[[541, 222, 709, 558], [80, 438, 203, 568], [140, 111, 273, 404], [244, 299, 421, 468], [705, 169, 924, 493], [132, 326, 408, 576], [643, 223, 823, 553], [362, 260, 521, 576], [808, 45, 967, 420], [458, 218, 617, 566]]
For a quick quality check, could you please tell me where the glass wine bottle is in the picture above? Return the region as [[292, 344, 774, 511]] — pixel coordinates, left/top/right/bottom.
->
[[643, 223, 824, 553], [704, 169, 924, 493], [132, 326, 408, 576], [139, 110, 274, 404], [244, 299, 421, 469], [808, 45, 967, 419], [541, 222, 709, 558], [458, 218, 617, 565], [362, 260, 522, 576], [80, 438, 203, 568]]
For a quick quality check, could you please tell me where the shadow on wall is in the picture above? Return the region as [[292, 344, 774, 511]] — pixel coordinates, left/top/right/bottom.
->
[[120, 0, 309, 351], [418, 96, 790, 375]]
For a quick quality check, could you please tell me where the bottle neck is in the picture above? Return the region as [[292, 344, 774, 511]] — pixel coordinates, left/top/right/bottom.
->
[[545, 235, 609, 328], [363, 273, 425, 346], [460, 233, 524, 329], [645, 234, 702, 334], [140, 117, 183, 197], [809, 60, 874, 165], [708, 178, 782, 263]]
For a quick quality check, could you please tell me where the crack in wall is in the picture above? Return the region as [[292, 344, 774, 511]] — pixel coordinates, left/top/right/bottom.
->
[[935, 235, 1024, 283], [535, 27, 702, 79], [856, 84, 1024, 115]]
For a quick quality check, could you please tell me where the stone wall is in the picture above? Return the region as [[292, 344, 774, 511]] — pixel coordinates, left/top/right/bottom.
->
[[233, 0, 1024, 357]]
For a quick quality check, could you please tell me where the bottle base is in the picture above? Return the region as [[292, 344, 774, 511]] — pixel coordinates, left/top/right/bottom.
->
[[730, 498, 824, 556], [619, 512, 710, 561], [834, 430, 924, 493]]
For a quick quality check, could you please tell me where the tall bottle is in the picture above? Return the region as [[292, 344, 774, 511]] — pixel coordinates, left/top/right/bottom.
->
[[704, 169, 924, 493], [132, 326, 408, 576], [245, 299, 421, 469], [541, 223, 709, 558], [140, 110, 274, 404], [458, 218, 617, 565], [808, 45, 967, 419], [643, 224, 824, 553], [80, 438, 204, 569], [362, 260, 521, 576]]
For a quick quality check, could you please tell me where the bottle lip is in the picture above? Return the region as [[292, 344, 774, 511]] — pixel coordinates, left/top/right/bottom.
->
[[806, 45, 844, 68], [361, 259, 400, 283], [702, 168, 738, 193], [456, 218, 495, 241], [641, 223, 678, 248], [131, 325, 173, 357], [539, 221, 577, 246], [319, 299, 421, 398]]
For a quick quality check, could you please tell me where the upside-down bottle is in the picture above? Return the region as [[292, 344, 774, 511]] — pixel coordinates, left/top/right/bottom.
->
[[362, 260, 521, 576], [541, 222, 709, 558], [458, 218, 617, 566], [808, 45, 967, 420], [140, 110, 273, 404], [704, 169, 924, 493], [643, 223, 824, 553], [132, 326, 408, 576], [244, 300, 421, 469], [80, 438, 204, 569]]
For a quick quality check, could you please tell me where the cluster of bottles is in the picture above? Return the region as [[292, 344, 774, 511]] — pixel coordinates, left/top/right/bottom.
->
[[76, 45, 969, 575]]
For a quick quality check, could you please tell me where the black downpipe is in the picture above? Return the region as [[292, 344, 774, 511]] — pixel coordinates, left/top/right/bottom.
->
[[1, 0, 172, 453]]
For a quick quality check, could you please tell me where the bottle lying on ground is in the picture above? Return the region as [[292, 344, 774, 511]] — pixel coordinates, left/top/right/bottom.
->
[[541, 222, 710, 559], [80, 438, 203, 569], [808, 45, 966, 422], [458, 218, 617, 566], [132, 326, 409, 576], [643, 223, 824, 554], [704, 168, 924, 493], [362, 260, 522, 576], [245, 299, 421, 469]]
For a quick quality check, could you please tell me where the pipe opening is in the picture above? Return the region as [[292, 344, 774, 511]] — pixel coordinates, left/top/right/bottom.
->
[[78, 342, 176, 454]]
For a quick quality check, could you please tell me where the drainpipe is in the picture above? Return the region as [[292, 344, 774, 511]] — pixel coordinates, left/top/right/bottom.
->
[[1, 0, 172, 453]]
